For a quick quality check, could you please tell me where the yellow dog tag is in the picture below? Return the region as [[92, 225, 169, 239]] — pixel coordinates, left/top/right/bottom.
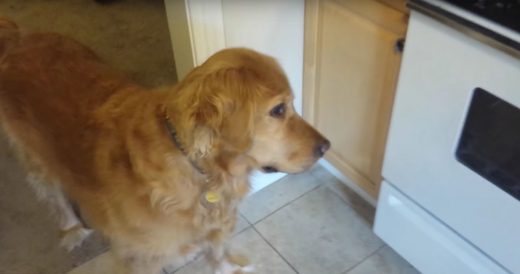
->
[[205, 191, 220, 203]]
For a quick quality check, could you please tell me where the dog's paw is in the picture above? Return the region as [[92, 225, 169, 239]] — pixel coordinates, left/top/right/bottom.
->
[[215, 255, 255, 274], [164, 245, 203, 272], [215, 261, 255, 274], [60, 226, 93, 251], [233, 264, 255, 274]]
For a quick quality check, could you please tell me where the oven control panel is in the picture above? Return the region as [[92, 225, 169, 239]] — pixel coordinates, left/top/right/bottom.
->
[[444, 0, 520, 33]]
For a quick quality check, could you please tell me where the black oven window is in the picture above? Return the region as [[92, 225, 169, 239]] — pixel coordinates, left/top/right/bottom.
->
[[456, 88, 520, 201]]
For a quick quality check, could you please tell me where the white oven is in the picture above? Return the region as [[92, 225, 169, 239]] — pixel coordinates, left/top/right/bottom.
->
[[373, 1, 520, 274]]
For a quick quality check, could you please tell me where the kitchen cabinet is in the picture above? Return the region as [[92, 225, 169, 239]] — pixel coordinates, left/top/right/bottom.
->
[[303, 0, 408, 198]]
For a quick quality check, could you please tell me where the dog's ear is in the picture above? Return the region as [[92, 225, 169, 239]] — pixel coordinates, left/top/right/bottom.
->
[[206, 68, 258, 153], [172, 67, 259, 159], [176, 83, 225, 159]]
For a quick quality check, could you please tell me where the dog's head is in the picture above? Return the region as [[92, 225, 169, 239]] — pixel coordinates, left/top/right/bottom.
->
[[169, 48, 329, 174]]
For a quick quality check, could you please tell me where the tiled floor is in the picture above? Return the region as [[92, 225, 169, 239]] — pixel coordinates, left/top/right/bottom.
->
[[68, 166, 419, 274]]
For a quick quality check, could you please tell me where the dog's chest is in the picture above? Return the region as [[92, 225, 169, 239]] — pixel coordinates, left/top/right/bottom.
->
[[193, 177, 248, 231], [195, 190, 239, 229]]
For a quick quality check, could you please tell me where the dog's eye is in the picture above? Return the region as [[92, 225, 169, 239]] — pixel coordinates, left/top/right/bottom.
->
[[270, 103, 286, 118]]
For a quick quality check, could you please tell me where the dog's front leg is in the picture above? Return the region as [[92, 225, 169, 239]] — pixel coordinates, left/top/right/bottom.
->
[[110, 250, 165, 274], [207, 229, 254, 274]]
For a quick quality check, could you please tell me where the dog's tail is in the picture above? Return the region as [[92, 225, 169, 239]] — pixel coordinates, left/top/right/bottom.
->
[[0, 17, 20, 59]]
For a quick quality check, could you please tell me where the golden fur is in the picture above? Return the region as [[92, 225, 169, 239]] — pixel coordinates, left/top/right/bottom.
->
[[0, 18, 329, 273]]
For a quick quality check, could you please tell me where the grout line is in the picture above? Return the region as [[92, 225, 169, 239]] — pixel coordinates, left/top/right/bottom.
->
[[233, 225, 250, 237], [314, 174, 364, 209], [310, 166, 375, 211], [341, 244, 386, 274], [252, 184, 322, 225], [239, 212, 252, 225], [309, 168, 373, 214], [234, 213, 254, 236], [318, 177, 377, 226], [251, 226, 300, 274]]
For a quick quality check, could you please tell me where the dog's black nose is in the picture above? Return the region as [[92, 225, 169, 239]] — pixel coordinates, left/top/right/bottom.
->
[[315, 139, 331, 158], [262, 166, 279, 173]]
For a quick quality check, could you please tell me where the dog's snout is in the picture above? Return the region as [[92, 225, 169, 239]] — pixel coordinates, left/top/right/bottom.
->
[[315, 139, 331, 158]]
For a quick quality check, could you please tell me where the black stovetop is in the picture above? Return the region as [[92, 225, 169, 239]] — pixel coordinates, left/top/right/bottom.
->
[[443, 0, 520, 33]]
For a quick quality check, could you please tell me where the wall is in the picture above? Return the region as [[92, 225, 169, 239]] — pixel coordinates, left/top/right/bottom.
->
[[222, 0, 305, 114]]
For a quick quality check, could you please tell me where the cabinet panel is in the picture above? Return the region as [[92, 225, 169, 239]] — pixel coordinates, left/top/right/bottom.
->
[[309, 0, 404, 196]]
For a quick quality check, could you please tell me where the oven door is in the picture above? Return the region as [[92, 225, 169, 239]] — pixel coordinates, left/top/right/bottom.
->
[[381, 11, 520, 273]]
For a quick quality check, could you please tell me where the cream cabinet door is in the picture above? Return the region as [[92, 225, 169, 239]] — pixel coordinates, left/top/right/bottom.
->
[[304, 0, 407, 197]]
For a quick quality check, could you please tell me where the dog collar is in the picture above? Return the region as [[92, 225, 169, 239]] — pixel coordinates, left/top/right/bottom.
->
[[164, 115, 206, 175], [164, 114, 221, 206]]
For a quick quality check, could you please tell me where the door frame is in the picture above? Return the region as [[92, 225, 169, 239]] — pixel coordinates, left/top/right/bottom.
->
[[164, 0, 226, 78]]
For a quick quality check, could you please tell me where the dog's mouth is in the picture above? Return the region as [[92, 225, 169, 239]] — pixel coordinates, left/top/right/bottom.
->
[[262, 166, 279, 173]]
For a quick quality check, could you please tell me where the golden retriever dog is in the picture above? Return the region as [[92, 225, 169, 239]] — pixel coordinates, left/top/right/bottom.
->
[[0, 18, 330, 274]]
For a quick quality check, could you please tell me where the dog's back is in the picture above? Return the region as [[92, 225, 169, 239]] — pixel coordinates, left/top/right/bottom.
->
[[0, 18, 136, 186], [0, 18, 19, 59], [0, 17, 115, 250]]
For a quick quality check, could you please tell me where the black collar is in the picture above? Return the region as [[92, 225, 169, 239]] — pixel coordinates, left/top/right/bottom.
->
[[164, 115, 206, 175]]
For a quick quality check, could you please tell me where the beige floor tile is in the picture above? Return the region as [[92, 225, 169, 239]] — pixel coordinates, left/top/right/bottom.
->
[[173, 227, 296, 274], [311, 165, 376, 224], [327, 189, 375, 225], [255, 186, 384, 274], [240, 171, 321, 224], [346, 245, 419, 274]]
